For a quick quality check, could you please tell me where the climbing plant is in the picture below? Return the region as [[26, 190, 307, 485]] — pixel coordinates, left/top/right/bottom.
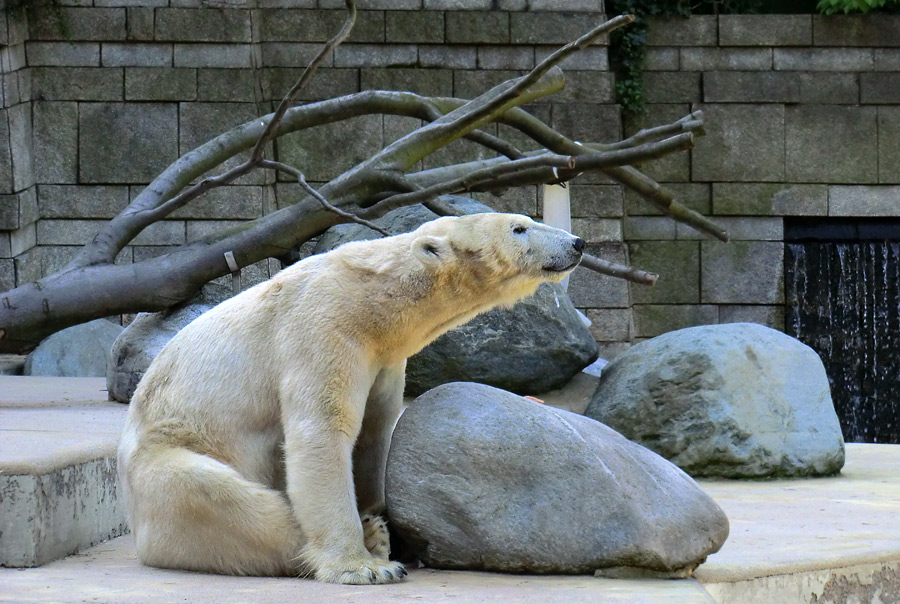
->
[[817, 0, 900, 13]]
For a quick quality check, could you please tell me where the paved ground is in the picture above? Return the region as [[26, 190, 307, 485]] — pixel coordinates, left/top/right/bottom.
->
[[1, 377, 899, 603]]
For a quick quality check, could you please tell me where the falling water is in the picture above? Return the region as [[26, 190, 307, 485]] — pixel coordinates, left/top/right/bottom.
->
[[785, 241, 900, 444]]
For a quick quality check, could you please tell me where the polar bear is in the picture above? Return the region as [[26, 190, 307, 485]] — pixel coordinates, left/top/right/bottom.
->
[[117, 212, 585, 584]]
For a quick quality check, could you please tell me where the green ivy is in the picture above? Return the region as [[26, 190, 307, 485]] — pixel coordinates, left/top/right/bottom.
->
[[816, 0, 900, 13]]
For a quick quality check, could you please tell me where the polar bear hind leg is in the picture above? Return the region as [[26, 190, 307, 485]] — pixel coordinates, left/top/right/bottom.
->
[[127, 445, 304, 577]]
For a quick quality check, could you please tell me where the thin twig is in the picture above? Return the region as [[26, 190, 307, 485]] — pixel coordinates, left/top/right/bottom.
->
[[260, 160, 392, 237]]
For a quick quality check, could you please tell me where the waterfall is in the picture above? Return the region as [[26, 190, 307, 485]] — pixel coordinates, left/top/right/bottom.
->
[[785, 241, 900, 444]]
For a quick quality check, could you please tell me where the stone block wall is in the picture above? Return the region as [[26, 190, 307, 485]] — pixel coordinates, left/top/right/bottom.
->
[[1, 5, 898, 358], [626, 14, 900, 347]]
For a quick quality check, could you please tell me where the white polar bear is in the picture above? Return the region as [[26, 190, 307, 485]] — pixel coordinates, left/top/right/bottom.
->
[[117, 212, 585, 584]]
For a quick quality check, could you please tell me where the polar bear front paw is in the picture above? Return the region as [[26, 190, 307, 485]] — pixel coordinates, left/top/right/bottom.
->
[[361, 513, 391, 561], [316, 558, 407, 585]]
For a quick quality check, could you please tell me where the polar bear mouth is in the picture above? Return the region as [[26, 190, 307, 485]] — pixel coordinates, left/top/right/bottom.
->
[[542, 258, 581, 273]]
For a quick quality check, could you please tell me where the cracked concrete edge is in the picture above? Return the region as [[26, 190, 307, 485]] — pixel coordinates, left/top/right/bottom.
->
[[701, 559, 900, 604]]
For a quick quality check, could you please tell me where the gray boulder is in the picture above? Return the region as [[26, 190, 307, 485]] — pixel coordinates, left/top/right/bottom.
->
[[584, 323, 845, 478], [315, 197, 599, 396], [106, 304, 211, 403], [25, 319, 123, 377], [386, 382, 729, 577]]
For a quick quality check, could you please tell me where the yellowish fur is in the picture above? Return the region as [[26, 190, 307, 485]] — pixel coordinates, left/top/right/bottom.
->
[[117, 213, 583, 584]]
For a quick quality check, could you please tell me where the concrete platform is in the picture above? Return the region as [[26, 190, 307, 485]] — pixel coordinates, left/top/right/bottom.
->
[[1, 376, 898, 603]]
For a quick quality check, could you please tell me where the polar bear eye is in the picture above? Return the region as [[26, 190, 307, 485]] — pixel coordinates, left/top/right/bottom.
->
[[513, 225, 528, 235]]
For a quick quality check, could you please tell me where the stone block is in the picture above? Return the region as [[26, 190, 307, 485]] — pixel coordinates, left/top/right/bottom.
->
[[568, 184, 623, 218], [333, 44, 417, 67], [28, 7, 126, 41], [718, 305, 785, 331], [624, 104, 690, 183], [632, 304, 718, 339], [278, 114, 383, 181], [197, 69, 255, 102], [37, 219, 106, 245], [676, 217, 782, 241], [38, 185, 129, 219], [174, 44, 253, 68], [127, 7, 155, 41], [126, 67, 197, 101], [101, 43, 172, 67], [646, 16, 716, 47], [701, 240, 784, 304], [570, 218, 621, 243], [550, 103, 621, 154], [567, 243, 630, 308], [170, 186, 264, 220], [583, 308, 631, 343], [320, 0, 417, 8], [262, 67, 358, 101], [18, 187, 38, 226], [1, 72, 21, 108], [260, 43, 332, 68], [10, 222, 35, 257], [0, 195, 16, 230], [155, 8, 251, 42], [31, 102, 77, 186], [96, 0, 167, 5], [628, 240, 699, 305], [186, 219, 246, 242], [624, 216, 675, 241], [1, 44, 26, 72], [774, 48, 873, 72], [713, 183, 828, 217], [14, 246, 39, 285], [79, 103, 179, 184], [681, 48, 772, 71], [360, 68, 452, 97], [625, 183, 710, 217], [643, 71, 700, 104], [861, 73, 900, 104], [17, 70, 32, 105], [1, 256, 15, 287], [644, 48, 679, 71], [785, 105, 877, 184], [386, 10, 444, 43], [260, 9, 385, 43], [31, 67, 123, 101], [424, 0, 491, 9], [534, 46, 607, 71], [453, 69, 520, 98], [511, 12, 607, 45], [553, 71, 614, 104], [26, 42, 99, 67], [875, 49, 900, 70], [478, 46, 534, 70], [813, 15, 900, 47], [798, 72, 859, 104], [703, 71, 799, 104], [7, 102, 32, 192], [178, 102, 263, 184], [0, 233, 9, 258], [828, 186, 900, 216], [879, 107, 900, 184], [446, 12, 509, 44], [0, 189, 36, 230], [472, 186, 538, 216], [421, 127, 499, 171], [718, 15, 811, 46], [0, 114, 11, 194], [419, 46, 477, 69], [692, 104, 785, 183]]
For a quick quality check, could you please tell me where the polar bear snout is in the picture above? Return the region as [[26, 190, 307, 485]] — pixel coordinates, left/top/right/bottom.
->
[[573, 237, 585, 253]]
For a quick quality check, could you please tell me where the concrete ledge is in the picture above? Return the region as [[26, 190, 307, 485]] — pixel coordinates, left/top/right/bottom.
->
[[0, 377, 127, 568]]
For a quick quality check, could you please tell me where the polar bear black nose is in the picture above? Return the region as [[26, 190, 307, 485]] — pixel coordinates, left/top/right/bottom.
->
[[573, 237, 585, 253]]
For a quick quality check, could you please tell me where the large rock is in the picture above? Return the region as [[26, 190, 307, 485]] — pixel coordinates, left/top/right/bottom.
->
[[584, 323, 845, 478], [316, 197, 599, 396], [106, 304, 211, 403], [25, 319, 123, 377], [386, 382, 729, 577]]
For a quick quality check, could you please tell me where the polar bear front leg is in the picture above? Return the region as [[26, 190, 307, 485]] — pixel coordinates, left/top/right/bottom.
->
[[282, 378, 406, 584]]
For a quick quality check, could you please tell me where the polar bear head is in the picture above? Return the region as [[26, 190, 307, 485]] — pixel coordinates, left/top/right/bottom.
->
[[409, 213, 585, 300]]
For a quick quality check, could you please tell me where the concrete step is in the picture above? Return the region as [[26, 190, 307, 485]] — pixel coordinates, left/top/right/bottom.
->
[[0, 376, 127, 568], [1, 376, 899, 603]]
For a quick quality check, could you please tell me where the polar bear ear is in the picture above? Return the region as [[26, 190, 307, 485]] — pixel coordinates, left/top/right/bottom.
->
[[411, 235, 452, 268]]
